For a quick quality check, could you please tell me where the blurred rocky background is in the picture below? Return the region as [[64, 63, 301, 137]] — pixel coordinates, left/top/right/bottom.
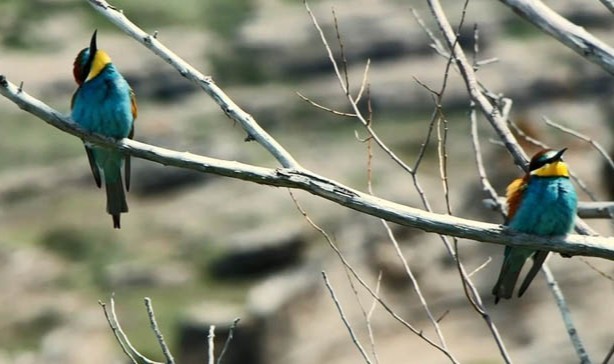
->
[[0, 0, 613, 363]]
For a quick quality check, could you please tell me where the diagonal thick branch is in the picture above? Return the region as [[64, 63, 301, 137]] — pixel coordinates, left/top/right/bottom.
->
[[86, 0, 300, 169], [1, 75, 613, 260], [499, 0, 614, 76]]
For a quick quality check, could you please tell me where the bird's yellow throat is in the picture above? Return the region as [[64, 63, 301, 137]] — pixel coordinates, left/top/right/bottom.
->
[[531, 161, 569, 177], [86, 50, 111, 81]]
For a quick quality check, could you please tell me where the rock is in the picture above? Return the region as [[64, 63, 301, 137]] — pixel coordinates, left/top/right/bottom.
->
[[129, 158, 209, 197], [246, 266, 321, 363], [209, 226, 306, 279], [177, 302, 259, 364]]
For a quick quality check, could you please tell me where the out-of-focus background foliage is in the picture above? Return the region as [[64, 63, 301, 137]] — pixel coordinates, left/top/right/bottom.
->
[[0, 0, 612, 363]]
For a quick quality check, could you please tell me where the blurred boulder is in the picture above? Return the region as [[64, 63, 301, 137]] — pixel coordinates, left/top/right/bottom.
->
[[209, 226, 306, 279], [130, 159, 210, 196], [178, 302, 259, 364], [246, 266, 321, 364]]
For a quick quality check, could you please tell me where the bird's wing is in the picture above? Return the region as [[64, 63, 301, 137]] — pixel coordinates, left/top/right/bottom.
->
[[70, 87, 80, 110], [72, 87, 102, 188], [518, 250, 549, 297], [130, 89, 138, 122], [505, 176, 528, 224], [85, 145, 102, 188], [125, 89, 137, 191]]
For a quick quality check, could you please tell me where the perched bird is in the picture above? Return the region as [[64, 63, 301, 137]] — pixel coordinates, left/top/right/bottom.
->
[[71, 30, 137, 228], [492, 148, 577, 303]]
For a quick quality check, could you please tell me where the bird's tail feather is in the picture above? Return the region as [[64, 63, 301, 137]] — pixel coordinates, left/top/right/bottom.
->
[[492, 258, 524, 304], [105, 178, 128, 229], [518, 251, 549, 297]]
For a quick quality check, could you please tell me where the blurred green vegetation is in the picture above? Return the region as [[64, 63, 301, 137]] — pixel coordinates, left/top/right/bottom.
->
[[40, 226, 116, 261], [502, 17, 540, 39], [0, 0, 256, 48], [39, 226, 121, 288], [0, 0, 76, 49], [4, 309, 63, 351], [115, 280, 251, 360], [0, 112, 83, 171]]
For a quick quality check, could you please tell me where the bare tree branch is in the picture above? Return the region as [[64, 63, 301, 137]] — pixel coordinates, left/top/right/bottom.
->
[[543, 117, 614, 173], [542, 265, 592, 364], [499, 0, 614, 76], [208, 325, 216, 364], [98, 300, 141, 364], [426, 0, 600, 239], [217, 318, 240, 364], [427, 0, 528, 170], [0, 78, 612, 268], [322, 271, 374, 364], [603, 342, 614, 364], [288, 191, 458, 361], [598, 0, 614, 14], [99, 297, 162, 364], [85, 0, 300, 169], [144, 297, 175, 364]]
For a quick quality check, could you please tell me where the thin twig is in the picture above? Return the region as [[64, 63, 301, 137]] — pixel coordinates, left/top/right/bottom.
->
[[411, 7, 448, 58], [366, 272, 382, 364], [296, 92, 356, 117], [412, 108, 439, 173], [499, 0, 614, 76], [208, 325, 216, 364], [603, 342, 614, 364], [543, 116, 614, 172], [100, 297, 161, 364], [98, 300, 140, 364], [303, 1, 416, 176], [217, 318, 240, 364], [362, 100, 380, 364], [415, 3, 513, 362], [472, 23, 479, 71], [331, 7, 350, 95], [356, 59, 371, 102], [322, 271, 373, 364], [425, 0, 598, 238], [304, 18, 559, 358], [542, 264, 592, 364], [144, 297, 175, 364], [363, 81, 448, 348], [379, 218, 449, 349], [579, 257, 614, 281], [114, 298, 161, 364], [468, 257, 493, 277], [599, 0, 614, 14], [287, 190, 460, 363], [470, 105, 506, 218], [338, 248, 380, 362]]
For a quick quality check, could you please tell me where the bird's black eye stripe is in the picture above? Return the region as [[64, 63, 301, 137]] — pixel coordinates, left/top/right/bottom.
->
[[84, 30, 98, 78], [529, 149, 565, 171], [529, 158, 547, 171]]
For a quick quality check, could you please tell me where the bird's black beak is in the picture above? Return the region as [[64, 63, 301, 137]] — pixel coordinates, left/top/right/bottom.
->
[[89, 30, 98, 55], [551, 148, 567, 162], [84, 30, 98, 76]]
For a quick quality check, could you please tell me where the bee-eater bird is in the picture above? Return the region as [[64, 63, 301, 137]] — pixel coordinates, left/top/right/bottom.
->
[[492, 148, 577, 303], [71, 30, 137, 229]]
